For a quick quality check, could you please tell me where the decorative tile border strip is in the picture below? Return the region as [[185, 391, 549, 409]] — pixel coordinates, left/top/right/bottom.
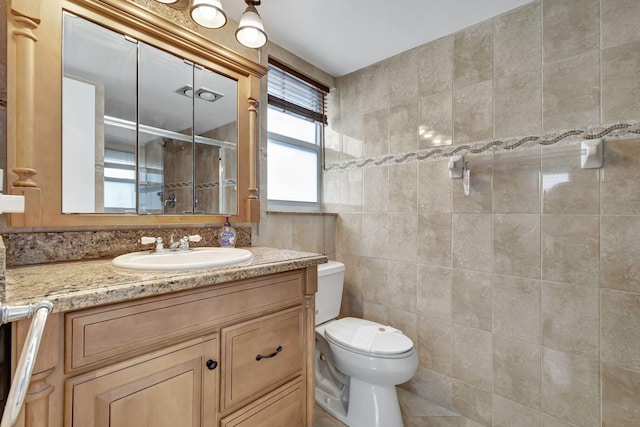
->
[[164, 181, 232, 189], [324, 121, 640, 171], [164, 182, 193, 189], [195, 182, 220, 189]]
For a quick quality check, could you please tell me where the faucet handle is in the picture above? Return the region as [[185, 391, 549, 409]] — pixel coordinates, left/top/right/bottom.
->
[[140, 236, 158, 245], [140, 236, 164, 251], [188, 234, 202, 243]]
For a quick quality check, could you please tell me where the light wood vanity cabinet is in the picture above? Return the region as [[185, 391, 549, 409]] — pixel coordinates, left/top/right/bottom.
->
[[12, 267, 318, 427], [64, 272, 304, 371]]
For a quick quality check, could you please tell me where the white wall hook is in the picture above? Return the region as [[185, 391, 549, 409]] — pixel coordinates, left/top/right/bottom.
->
[[581, 139, 603, 169], [448, 155, 465, 179]]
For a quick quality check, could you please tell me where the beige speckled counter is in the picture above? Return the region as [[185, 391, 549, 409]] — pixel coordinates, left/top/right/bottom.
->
[[2, 247, 327, 313]]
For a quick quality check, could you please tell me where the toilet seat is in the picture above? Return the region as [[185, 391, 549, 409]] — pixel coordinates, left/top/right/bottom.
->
[[324, 317, 414, 358]]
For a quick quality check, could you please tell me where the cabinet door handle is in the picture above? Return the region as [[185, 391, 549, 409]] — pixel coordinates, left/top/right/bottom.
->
[[256, 345, 283, 361], [205, 359, 218, 370]]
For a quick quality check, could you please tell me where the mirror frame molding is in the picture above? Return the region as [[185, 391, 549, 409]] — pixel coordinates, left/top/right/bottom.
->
[[6, 0, 266, 227]]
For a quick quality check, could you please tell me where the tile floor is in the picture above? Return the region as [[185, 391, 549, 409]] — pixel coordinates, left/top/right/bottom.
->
[[313, 388, 463, 427]]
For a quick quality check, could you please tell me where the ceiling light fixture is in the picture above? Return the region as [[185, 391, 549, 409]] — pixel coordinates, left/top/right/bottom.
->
[[155, 0, 268, 49], [176, 85, 224, 102], [190, 0, 227, 29], [235, 0, 267, 49], [176, 85, 194, 98], [176, 85, 193, 98], [195, 87, 224, 102]]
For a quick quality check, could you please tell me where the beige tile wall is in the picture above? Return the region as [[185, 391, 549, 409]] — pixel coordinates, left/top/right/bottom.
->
[[324, 0, 640, 425]]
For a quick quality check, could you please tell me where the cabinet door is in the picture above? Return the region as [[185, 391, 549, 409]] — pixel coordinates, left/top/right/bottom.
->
[[220, 379, 304, 427], [67, 336, 218, 427]]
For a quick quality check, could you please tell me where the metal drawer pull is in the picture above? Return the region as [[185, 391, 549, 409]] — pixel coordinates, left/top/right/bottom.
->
[[205, 359, 218, 370], [256, 345, 283, 361]]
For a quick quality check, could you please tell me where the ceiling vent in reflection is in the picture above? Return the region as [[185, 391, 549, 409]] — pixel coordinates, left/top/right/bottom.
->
[[175, 84, 224, 102]]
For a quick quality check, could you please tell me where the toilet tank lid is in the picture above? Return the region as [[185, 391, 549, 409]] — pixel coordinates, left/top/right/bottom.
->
[[324, 317, 413, 355], [318, 260, 345, 277]]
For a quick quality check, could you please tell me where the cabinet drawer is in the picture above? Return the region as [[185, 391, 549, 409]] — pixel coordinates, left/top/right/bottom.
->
[[220, 378, 304, 427], [221, 308, 303, 411], [66, 271, 303, 371]]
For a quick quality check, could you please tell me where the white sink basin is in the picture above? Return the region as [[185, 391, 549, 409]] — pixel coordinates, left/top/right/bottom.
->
[[112, 247, 253, 271]]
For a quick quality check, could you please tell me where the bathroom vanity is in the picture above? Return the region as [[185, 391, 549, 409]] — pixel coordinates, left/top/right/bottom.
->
[[4, 247, 326, 427]]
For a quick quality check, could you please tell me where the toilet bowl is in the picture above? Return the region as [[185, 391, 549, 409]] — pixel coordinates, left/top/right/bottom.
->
[[315, 261, 418, 427]]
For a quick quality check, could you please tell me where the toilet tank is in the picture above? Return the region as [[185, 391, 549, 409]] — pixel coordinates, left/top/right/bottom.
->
[[315, 261, 345, 326]]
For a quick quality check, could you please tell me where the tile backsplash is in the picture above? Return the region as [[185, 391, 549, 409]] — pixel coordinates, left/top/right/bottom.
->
[[1, 226, 251, 267]]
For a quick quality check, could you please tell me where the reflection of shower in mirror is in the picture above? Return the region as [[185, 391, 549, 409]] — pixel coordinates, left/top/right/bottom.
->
[[163, 193, 177, 209]]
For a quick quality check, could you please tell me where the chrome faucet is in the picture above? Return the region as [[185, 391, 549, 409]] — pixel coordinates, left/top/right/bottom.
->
[[140, 235, 202, 252], [179, 234, 202, 250], [168, 235, 180, 250]]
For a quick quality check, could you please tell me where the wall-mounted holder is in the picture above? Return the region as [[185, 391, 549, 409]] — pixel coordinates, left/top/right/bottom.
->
[[448, 155, 465, 179], [580, 139, 603, 169], [0, 169, 25, 214], [448, 139, 604, 179]]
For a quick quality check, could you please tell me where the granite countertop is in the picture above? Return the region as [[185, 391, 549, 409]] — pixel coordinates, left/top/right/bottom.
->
[[2, 247, 327, 313]]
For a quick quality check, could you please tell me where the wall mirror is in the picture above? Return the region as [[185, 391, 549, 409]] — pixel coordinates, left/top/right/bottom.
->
[[62, 13, 238, 215], [6, 0, 265, 228]]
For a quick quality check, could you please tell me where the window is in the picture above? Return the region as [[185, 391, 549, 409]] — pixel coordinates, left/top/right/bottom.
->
[[267, 58, 328, 211], [104, 149, 136, 212]]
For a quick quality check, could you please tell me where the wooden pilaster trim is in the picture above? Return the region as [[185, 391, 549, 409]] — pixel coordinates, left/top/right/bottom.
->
[[247, 98, 259, 201], [9, 0, 41, 188], [12, 312, 60, 427]]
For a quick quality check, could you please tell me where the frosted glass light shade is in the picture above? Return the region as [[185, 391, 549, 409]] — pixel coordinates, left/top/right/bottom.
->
[[236, 5, 267, 48], [191, 0, 227, 29]]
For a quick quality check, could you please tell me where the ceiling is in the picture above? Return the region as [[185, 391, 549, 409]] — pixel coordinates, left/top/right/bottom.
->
[[222, 0, 535, 77]]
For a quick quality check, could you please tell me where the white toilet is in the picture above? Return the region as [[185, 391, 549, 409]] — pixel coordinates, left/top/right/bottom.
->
[[315, 261, 418, 427]]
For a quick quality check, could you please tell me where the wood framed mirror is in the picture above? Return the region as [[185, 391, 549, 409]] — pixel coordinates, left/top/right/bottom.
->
[[6, 0, 265, 227]]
